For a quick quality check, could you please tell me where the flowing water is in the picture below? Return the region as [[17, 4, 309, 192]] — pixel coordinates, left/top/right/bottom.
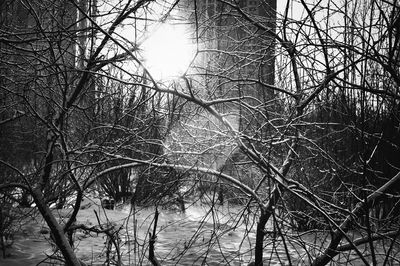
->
[[1, 202, 398, 265]]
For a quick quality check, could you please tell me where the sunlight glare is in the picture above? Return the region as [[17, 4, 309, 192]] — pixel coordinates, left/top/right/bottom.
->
[[142, 23, 195, 80]]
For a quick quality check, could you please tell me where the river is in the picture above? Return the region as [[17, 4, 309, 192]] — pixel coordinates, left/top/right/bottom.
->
[[1, 201, 397, 265]]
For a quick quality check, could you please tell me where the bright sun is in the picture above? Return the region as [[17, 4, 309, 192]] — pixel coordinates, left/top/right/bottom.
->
[[142, 23, 195, 81]]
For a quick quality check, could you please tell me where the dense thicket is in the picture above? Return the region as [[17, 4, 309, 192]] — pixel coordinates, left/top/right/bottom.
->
[[0, 0, 399, 265]]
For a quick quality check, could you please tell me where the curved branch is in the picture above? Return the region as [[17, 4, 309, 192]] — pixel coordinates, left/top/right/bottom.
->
[[83, 158, 264, 206], [311, 171, 400, 266]]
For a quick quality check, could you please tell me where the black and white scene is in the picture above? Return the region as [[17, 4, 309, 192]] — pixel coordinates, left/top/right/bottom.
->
[[1, 0, 399, 265]]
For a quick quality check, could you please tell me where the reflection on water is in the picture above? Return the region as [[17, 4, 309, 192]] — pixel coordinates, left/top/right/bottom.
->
[[0, 238, 53, 266], [103, 204, 300, 265], [0, 204, 301, 265], [3, 203, 395, 265]]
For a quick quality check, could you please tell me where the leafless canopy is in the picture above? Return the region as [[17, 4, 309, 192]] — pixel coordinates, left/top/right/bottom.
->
[[1, 0, 399, 265]]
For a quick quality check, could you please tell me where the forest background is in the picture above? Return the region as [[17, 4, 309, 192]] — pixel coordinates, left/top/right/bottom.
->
[[1, 0, 400, 265]]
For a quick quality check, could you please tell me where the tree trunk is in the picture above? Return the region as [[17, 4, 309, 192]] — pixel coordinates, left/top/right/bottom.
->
[[31, 188, 82, 266], [255, 186, 281, 265], [254, 209, 269, 266]]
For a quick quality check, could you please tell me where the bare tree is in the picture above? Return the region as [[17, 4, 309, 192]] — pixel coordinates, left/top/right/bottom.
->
[[0, 0, 399, 265], [164, 0, 400, 265]]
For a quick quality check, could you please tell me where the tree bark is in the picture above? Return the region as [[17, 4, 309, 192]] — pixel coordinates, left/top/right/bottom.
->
[[31, 188, 82, 266], [255, 186, 281, 266], [149, 209, 161, 266]]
